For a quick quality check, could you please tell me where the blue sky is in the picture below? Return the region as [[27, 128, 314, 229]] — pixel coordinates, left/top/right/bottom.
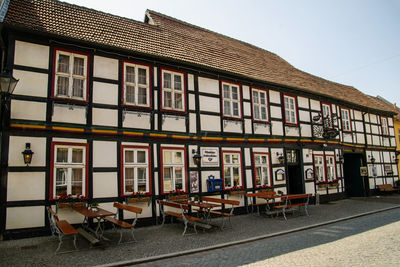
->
[[63, 0, 400, 106]]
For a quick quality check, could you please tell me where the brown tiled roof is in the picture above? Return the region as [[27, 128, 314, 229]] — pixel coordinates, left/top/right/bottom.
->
[[367, 95, 400, 120], [3, 0, 393, 113]]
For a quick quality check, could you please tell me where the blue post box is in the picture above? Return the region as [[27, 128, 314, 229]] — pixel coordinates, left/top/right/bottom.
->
[[206, 175, 223, 192]]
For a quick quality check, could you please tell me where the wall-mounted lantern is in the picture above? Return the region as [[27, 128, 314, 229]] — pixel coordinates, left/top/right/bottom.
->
[[192, 149, 202, 167], [276, 152, 285, 164], [339, 155, 344, 164], [393, 155, 399, 164], [22, 143, 34, 166], [368, 155, 376, 164], [0, 72, 19, 95]]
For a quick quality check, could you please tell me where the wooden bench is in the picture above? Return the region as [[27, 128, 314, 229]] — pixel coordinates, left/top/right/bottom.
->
[[46, 206, 79, 253], [157, 200, 201, 235], [377, 184, 400, 193], [104, 202, 142, 244], [272, 194, 311, 221], [201, 197, 240, 230], [245, 191, 277, 215]]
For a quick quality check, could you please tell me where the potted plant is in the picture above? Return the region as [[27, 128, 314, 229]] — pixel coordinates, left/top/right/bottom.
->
[[89, 202, 99, 211], [257, 185, 271, 192], [56, 194, 88, 209], [127, 192, 152, 204], [228, 185, 245, 196], [167, 190, 187, 201]]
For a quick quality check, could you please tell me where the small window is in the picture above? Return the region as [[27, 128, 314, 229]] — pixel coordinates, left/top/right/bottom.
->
[[254, 153, 271, 187], [51, 143, 87, 199], [122, 146, 151, 196], [222, 82, 242, 119], [381, 117, 389, 136], [341, 108, 351, 132], [314, 155, 325, 183], [252, 88, 269, 122], [322, 103, 332, 128], [53, 49, 88, 101], [123, 61, 151, 108], [222, 151, 242, 189], [283, 95, 297, 125], [161, 69, 185, 112], [161, 148, 186, 193]]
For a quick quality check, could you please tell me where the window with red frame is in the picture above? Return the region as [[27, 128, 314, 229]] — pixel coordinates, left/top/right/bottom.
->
[[283, 95, 297, 124], [222, 82, 241, 118], [325, 155, 337, 182], [222, 151, 242, 188], [122, 146, 150, 196], [341, 108, 351, 132], [54, 49, 88, 101], [314, 154, 337, 183], [161, 69, 185, 112], [161, 148, 186, 193], [254, 153, 271, 187], [52, 143, 87, 198], [123, 62, 150, 108], [322, 103, 332, 128], [381, 117, 389, 135], [314, 155, 325, 183], [252, 88, 268, 122]]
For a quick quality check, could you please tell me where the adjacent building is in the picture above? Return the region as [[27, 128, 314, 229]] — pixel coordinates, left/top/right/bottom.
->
[[0, 0, 398, 239]]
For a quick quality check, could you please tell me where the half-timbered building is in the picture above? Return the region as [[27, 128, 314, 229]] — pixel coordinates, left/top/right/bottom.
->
[[0, 0, 398, 239]]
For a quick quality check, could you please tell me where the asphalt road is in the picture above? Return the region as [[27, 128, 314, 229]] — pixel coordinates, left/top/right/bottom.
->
[[135, 208, 400, 267]]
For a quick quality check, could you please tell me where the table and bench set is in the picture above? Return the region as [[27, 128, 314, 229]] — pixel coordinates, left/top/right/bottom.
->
[[46, 192, 311, 253]]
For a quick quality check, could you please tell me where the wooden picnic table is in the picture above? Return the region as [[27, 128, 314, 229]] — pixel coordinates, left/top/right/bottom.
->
[[73, 206, 115, 243], [257, 194, 285, 216]]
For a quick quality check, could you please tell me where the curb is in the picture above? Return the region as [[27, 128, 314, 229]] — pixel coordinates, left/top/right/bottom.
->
[[97, 205, 400, 266]]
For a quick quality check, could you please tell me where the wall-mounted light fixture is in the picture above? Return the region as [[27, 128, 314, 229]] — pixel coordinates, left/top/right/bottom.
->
[[276, 152, 285, 164], [22, 143, 34, 166], [192, 149, 202, 167], [368, 155, 376, 164], [339, 155, 344, 164], [393, 155, 399, 164]]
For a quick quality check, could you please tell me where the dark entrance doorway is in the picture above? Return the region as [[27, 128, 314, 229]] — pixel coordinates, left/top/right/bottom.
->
[[286, 149, 304, 194], [343, 153, 367, 197]]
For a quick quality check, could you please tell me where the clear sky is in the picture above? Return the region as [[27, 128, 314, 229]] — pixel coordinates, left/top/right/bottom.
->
[[63, 0, 400, 106]]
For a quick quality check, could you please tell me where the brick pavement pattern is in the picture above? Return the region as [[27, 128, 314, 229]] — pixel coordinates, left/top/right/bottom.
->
[[244, 220, 400, 267]]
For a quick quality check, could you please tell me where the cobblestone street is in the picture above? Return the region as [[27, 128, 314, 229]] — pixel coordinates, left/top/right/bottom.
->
[[245, 219, 400, 267]]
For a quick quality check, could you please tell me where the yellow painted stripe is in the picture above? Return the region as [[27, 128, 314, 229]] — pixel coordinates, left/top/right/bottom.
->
[[53, 126, 84, 132], [92, 129, 117, 134], [248, 138, 265, 142], [10, 123, 46, 130], [226, 137, 244, 142], [266, 139, 282, 142], [202, 137, 223, 141], [150, 133, 167, 138], [172, 135, 190, 140], [123, 131, 144, 137]]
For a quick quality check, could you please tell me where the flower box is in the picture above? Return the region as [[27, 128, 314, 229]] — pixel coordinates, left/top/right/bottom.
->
[[127, 197, 151, 203]]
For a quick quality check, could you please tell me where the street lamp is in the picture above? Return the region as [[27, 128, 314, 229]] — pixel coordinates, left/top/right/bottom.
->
[[192, 149, 202, 167]]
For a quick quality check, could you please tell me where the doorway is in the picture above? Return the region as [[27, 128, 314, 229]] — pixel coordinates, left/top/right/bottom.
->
[[286, 149, 304, 194], [343, 153, 367, 197]]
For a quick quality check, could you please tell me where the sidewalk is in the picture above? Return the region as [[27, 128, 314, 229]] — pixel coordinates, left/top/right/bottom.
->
[[1, 195, 400, 267]]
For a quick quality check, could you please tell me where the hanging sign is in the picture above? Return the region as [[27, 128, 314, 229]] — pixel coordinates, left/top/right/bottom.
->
[[201, 148, 219, 166]]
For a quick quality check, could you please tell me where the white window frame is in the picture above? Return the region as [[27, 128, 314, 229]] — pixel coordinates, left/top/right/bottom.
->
[[123, 61, 150, 107], [314, 155, 325, 183], [161, 69, 185, 112], [252, 88, 269, 122], [341, 108, 351, 132], [122, 146, 150, 196], [222, 151, 242, 189], [162, 148, 186, 193], [283, 95, 297, 124], [52, 144, 87, 198], [54, 49, 88, 101], [253, 153, 271, 187], [325, 155, 336, 182], [222, 82, 242, 119], [322, 103, 332, 128], [381, 117, 389, 136]]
